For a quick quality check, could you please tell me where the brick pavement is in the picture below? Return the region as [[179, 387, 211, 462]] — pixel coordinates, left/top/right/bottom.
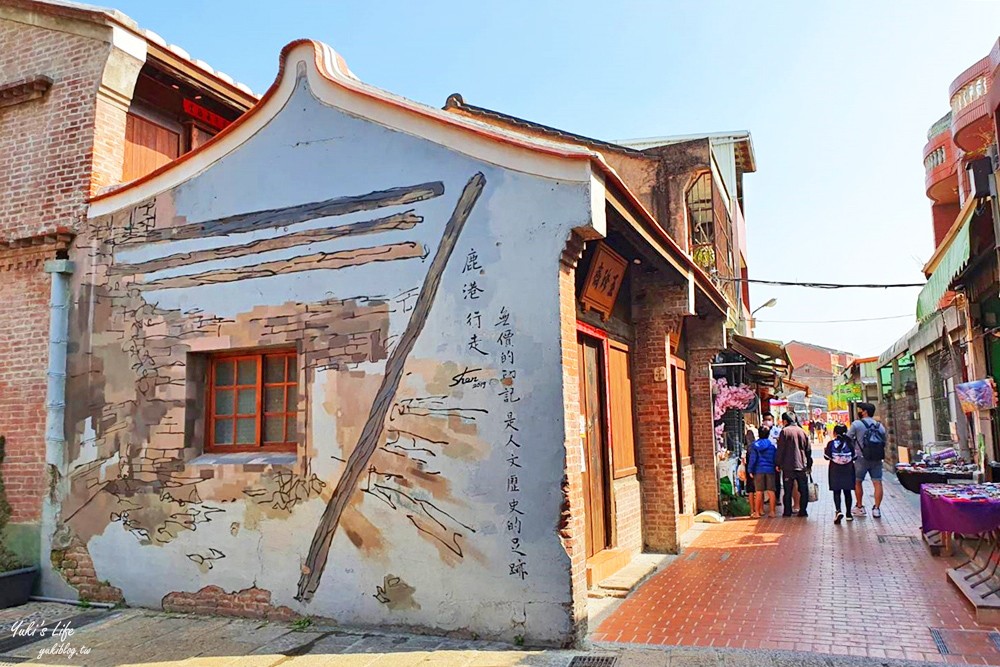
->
[[0, 603, 984, 666], [593, 450, 1000, 665]]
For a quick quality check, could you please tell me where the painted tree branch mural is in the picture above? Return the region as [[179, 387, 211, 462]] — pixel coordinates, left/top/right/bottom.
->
[[296, 172, 486, 602]]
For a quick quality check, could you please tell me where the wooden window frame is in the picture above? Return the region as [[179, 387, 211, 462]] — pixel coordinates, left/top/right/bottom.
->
[[206, 349, 298, 453]]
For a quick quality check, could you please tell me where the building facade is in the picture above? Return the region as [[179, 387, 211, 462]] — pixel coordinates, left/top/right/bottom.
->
[[880, 37, 1000, 464], [0, 0, 254, 571], [3, 1, 780, 647]]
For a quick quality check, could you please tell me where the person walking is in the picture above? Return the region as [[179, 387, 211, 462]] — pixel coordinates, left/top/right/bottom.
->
[[848, 402, 888, 518], [824, 424, 857, 524], [762, 412, 782, 509], [748, 426, 778, 518], [776, 412, 812, 517]]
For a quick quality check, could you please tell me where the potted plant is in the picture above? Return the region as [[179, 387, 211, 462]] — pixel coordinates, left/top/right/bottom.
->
[[0, 436, 38, 608]]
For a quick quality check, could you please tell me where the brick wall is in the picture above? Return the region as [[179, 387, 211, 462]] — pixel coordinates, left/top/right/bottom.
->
[[0, 17, 110, 240], [0, 10, 141, 565], [611, 475, 642, 555], [686, 315, 726, 514], [0, 246, 53, 525], [557, 235, 589, 642], [162, 585, 298, 621], [631, 274, 686, 553]]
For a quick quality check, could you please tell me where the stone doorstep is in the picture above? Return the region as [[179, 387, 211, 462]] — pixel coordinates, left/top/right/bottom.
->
[[585, 548, 631, 590], [594, 554, 670, 599], [946, 567, 1000, 624]]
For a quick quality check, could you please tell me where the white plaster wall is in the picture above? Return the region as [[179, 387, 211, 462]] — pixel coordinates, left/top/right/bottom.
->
[[72, 73, 592, 644], [914, 350, 937, 447]]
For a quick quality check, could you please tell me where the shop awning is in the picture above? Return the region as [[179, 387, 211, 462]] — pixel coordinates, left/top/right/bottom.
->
[[916, 198, 975, 321], [876, 323, 917, 368], [729, 334, 792, 376]]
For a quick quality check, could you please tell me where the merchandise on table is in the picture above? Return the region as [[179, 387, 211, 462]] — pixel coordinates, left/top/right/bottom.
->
[[921, 483, 1000, 501], [895, 462, 980, 495], [920, 483, 1000, 534]]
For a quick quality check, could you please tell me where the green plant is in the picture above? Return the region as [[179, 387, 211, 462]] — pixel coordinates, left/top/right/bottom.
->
[[692, 245, 716, 270], [291, 617, 313, 631], [78, 597, 92, 609], [0, 436, 24, 572], [513, 635, 525, 647]]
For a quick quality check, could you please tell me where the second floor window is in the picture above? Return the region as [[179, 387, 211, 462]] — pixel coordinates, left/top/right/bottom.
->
[[687, 172, 714, 248]]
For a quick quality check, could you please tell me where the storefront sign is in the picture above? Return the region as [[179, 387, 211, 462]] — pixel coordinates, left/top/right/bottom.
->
[[183, 98, 231, 131], [832, 384, 862, 402], [580, 242, 627, 320]]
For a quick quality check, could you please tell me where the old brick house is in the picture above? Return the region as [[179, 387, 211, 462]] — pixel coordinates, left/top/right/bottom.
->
[[5, 1, 778, 648], [0, 0, 253, 571]]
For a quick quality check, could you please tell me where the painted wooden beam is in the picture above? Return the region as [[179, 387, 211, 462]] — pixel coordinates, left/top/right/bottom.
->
[[296, 172, 486, 602], [110, 211, 422, 275], [122, 181, 444, 245], [138, 242, 426, 291]]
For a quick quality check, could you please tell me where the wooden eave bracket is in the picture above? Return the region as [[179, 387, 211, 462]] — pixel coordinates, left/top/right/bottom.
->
[[0, 75, 53, 109]]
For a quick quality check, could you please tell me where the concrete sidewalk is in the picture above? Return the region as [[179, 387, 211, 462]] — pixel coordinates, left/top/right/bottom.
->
[[0, 604, 972, 666]]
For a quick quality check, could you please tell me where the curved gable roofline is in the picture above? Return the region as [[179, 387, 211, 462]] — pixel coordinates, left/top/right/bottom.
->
[[89, 39, 608, 217], [86, 40, 728, 309]]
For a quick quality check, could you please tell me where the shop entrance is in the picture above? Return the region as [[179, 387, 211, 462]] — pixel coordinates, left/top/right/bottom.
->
[[577, 333, 612, 557]]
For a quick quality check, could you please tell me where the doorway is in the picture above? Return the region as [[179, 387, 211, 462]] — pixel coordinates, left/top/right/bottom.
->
[[670, 359, 691, 514], [577, 333, 612, 558]]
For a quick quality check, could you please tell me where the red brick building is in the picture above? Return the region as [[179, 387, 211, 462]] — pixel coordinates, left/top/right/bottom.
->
[[0, 0, 254, 567], [784, 340, 854, 399]]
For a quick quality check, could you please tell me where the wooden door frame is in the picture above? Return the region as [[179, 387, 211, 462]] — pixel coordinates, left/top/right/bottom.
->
[[669, 355, 691, 515], [576, 320, 616, 551]]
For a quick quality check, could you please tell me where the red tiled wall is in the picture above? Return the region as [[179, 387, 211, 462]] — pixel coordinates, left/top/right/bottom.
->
[[931, 203, 962, 250]]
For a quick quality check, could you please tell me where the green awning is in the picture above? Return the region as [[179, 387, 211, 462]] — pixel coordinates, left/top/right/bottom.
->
[[916, 210, 972, 320]]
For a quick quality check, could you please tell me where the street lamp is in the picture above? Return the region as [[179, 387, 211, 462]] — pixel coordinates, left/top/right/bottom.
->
[[751, 297, 777, 317]]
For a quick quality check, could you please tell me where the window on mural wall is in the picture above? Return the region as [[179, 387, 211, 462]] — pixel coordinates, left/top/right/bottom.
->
[[207, 350, 298, 452]]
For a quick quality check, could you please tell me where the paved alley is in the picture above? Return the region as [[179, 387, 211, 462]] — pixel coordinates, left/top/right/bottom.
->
[[592, 450, 1000, 664]]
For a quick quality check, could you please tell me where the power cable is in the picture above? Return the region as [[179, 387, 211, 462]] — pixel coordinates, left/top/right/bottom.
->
[[756, 313, 914, 324], [729, 278, 924, 289]]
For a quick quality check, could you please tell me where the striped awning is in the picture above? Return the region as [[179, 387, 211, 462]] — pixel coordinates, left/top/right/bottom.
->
[[916, 201, 974, 320]]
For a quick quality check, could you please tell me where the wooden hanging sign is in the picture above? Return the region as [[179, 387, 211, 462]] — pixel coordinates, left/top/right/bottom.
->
[[581, 242, 628, 320]]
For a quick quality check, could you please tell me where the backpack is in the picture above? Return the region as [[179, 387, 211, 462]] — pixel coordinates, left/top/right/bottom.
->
[[860, 418, 886, 461]]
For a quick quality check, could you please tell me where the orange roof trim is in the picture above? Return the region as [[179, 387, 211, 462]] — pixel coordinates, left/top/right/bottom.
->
[[88, 39, 727, 308]]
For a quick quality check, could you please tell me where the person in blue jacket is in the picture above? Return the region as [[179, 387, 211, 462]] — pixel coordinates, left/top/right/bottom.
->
[[748, 425, 778, 518]]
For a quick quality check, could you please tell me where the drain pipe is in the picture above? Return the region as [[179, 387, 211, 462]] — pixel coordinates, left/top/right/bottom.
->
[[43, 259, 74, 472]]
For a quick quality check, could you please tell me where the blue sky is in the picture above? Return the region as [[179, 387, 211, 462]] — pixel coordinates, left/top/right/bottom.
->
[[110, 1, 1000, 356]]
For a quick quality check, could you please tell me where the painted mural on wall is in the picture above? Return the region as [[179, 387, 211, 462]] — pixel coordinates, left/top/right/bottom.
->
[[46, 43, 594, 644]]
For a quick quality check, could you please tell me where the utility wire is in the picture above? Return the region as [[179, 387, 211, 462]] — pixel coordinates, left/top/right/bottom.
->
[[756, 313, 914, 324], [730, 278, 924, 289]]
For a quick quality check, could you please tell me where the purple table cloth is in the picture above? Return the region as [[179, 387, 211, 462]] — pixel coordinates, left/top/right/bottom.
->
[[920, 488, 1000, 534]]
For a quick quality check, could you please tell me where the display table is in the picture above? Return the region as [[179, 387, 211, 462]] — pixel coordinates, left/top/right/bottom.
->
[[922, 485, 1000, 621], [921, 484, 1000, 534], [898, 468, 977, 495]]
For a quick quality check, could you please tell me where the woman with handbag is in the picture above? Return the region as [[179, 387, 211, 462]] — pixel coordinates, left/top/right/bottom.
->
[[825, 423, 857, 524]]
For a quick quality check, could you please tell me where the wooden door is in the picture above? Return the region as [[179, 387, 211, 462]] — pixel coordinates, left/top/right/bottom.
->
[[578, 335, 610, 557], [607, 342, 637, 478], [671, 360, 691, 513]]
